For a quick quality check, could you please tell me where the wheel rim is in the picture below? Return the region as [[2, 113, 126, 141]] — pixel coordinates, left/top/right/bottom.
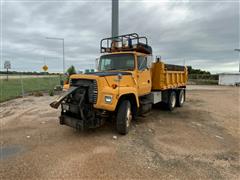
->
[[126, 106, 132, 128], [180, 92, 184, 104], [171, 94, 176, 108]]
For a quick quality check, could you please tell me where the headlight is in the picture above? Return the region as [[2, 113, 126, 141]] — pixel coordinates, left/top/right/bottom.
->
[[105, 95, 112, 104]]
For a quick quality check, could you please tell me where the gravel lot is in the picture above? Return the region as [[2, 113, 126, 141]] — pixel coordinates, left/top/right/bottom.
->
[[0, 85, 239, 179]]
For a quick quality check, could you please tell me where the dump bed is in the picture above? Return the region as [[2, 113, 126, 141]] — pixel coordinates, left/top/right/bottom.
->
[[151, 61, 188, 90]]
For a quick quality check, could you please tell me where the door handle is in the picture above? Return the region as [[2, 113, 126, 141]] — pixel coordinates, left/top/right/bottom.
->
[[147, 80, 150, 83]]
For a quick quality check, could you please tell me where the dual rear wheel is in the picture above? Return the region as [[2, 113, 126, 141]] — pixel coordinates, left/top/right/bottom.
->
[[166, 89, 185, 111]]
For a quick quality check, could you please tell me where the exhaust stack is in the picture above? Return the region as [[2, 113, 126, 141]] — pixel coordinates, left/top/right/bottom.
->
[[112, 0, 119, 38]]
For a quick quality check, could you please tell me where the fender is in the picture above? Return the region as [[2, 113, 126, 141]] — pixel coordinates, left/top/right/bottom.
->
[[117, 88, 139, 107], [94, 86, 139, 111]]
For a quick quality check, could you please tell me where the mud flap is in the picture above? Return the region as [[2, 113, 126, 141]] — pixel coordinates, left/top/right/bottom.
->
[[50, 86, 78, 109]]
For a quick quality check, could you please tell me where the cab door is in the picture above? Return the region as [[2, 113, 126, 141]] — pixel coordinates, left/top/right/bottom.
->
[[137, 55, 152, 96]]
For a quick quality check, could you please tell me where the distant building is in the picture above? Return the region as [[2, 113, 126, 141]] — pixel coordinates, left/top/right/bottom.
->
[[218, 73, 240, 85]]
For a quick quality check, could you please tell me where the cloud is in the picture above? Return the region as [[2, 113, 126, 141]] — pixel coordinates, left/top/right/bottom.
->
[[1, 0, 239, 73]]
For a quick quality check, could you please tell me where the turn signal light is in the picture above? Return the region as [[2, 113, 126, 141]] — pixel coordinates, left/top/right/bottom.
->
[[112, 84, 118, 89]]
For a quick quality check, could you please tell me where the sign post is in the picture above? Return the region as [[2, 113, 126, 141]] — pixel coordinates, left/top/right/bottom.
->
[[4, 61, 11, 81]]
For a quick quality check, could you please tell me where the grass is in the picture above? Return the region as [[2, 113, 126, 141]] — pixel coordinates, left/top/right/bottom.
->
[[0, 76, 62, 102]]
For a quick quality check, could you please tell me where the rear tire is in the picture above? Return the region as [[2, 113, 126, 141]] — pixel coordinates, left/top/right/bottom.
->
[[167, 91, 176, 111], [116, 100, 132, 135], [176, 89, 185, 107]]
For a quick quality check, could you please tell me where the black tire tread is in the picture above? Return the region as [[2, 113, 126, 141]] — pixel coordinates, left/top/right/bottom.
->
[[166, 91, 176, 111], [116, 100, 131, 135], [176, 89, 185, 107]]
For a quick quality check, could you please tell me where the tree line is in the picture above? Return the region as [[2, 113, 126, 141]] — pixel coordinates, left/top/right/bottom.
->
[[187, 66, 218, 80], [0, 71, 61, 75]]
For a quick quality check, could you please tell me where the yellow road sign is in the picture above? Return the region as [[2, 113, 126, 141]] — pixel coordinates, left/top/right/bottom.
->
[[42, 65, 48, 72]]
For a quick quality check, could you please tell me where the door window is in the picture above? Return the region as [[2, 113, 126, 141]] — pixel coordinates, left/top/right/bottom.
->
[[137, 56, 147, 70]]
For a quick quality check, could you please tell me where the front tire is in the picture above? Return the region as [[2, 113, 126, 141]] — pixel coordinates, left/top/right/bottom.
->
[[116, 100, 132, 135]]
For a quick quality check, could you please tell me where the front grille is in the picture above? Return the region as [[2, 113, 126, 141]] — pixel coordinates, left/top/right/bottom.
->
[[93, 80, 98, 104], [70, 78, 98, 104]]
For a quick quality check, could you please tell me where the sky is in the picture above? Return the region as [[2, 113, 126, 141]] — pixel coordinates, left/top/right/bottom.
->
[[0, 0, 239, 73]]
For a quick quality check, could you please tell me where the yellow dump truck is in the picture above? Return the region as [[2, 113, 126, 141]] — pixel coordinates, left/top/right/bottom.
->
[[50, 33, 188, 134]]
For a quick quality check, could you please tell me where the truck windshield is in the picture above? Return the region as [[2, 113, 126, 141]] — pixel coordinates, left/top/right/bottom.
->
[[99, 54, 134, 71]]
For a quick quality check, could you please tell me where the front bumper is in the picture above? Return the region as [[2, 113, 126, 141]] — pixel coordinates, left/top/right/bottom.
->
[[60, 115, 85, 130]]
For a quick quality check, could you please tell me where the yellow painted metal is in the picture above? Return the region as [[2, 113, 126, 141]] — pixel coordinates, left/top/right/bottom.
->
[[63, 83, 70, 91], [70, 73, 139, 112], [151, 61, 188, 90], [66, 53, 188, 112]]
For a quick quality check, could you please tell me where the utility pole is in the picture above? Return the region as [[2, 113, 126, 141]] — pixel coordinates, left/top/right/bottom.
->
[[234, 49, 240, 72], [46, 37, 65, 74], [112, 0, 119, 38]]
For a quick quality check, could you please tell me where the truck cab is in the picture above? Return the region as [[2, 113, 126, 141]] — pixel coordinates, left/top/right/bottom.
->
[[50, 33, 187, 135]]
